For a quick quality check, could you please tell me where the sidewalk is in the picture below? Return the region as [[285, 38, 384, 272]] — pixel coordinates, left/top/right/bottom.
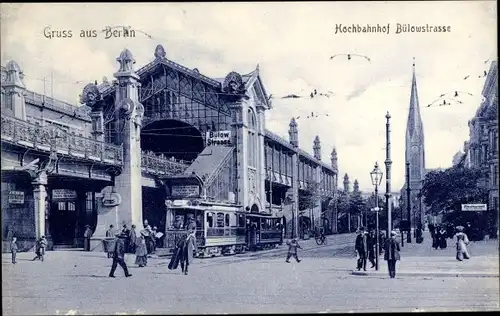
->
[[350, 233, 499, 278]]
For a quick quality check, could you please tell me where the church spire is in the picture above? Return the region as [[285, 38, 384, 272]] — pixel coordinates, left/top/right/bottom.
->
[[406, 58, 424, 149], [405, 58, 426, 182]]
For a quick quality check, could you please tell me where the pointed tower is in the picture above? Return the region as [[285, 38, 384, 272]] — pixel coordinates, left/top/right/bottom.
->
[[343, 173, 350, 192], [330, 148, 338, 172], [288, 118, 299, 147], [404, 58, 426, 225], [353, 179, 359, 193], [313, 136, 321, 160]]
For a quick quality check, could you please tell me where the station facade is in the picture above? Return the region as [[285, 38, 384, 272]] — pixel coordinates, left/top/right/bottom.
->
[[1, 45, 339, 252]]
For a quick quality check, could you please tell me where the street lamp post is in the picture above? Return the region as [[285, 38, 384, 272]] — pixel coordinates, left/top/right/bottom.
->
[[384, 112, 393, 240], [370, 162, 383, 271]]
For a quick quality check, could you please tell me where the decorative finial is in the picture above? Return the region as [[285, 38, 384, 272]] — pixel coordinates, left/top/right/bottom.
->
[[116, 48, 136, 73], [256, 64, 260, 72], [413, 57, 415, 67], [386, 111, 391, 119], [154, 45, 166, 59]]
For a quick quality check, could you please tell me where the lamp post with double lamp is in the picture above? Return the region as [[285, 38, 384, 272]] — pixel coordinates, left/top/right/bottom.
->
[[370, 162, 383, 271]]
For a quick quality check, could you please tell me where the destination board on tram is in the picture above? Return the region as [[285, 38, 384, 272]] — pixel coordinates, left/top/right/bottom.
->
[[171, 185, 200, 197]]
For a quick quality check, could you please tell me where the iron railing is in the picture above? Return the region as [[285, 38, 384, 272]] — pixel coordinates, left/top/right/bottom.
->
[[141, 151, 189, 175], [1, 115, 123, 165]]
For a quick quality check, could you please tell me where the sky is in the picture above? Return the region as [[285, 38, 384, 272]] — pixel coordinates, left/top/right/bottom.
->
[[1, 1, 497, 192]]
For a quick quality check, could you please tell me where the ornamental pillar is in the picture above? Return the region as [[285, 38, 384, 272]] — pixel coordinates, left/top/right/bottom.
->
[[32, 171, 48, 241]]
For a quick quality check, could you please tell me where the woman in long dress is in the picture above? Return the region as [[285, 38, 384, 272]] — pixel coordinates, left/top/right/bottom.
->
[[135, 231, 148, 267], [455, 226, 470, 261]]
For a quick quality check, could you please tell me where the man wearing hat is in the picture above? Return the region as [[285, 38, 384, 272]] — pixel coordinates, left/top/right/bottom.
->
[[83, 225, 93, 251], [109, 232, 132, 278], [355, 227, 368, 271], [383, 231, 401, 278]]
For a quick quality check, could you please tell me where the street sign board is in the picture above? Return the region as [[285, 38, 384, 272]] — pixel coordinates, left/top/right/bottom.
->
[[461, 204, 487, 211]]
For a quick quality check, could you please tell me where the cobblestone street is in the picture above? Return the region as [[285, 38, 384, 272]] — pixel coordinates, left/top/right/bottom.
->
[[3, 232, 499, 314]]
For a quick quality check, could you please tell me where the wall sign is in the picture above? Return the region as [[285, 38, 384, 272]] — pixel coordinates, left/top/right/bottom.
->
[[8, 191, 25, 204], [206, 130, 231, 146], [52, 189, 77, 200], [171, 185, 200, 197], [461, 204, 487, 211]]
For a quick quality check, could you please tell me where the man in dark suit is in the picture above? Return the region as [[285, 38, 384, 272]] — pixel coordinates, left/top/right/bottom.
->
[[384, 231, 401, 278], [109, 233, 132, 278], [355, 227, 368, 271]]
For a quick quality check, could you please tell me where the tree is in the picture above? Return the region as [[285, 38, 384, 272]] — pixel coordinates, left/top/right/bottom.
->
[[336, 190, 351, 232], [421, 166, 488, 214], [349, 190, 366, 229], [421, 165, 489, 236]]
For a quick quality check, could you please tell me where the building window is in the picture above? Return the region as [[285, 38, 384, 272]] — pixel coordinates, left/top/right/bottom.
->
[[3, 93, 12, 110], [247, 109, 257, 167]]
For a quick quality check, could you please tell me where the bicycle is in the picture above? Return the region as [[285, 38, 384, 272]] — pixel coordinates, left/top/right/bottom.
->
[[315, 232, 328, 245]]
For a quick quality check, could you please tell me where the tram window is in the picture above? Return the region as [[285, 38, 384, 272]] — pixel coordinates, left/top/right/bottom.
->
[[225, 214, 230, 227], [68, 202, 76, 211], [238, 214, 245, 227], [216, 213, 224, 228], [207, 212, 214, 228], [261, 219, 267, 230], [58, 202, 66, 210], [196, 214, 203, 229]]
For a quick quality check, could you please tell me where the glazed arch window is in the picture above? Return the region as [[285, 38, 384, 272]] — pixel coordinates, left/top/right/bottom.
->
[[225, 213, 230, 227]]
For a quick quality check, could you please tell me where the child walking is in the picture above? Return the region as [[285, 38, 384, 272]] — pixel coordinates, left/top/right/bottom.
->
[[32, 236, 47, 262], [11, 237, 18, 264], [285, 238, 301, 263]]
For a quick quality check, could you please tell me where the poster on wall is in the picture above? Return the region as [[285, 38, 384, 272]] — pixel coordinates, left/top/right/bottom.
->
[[8, 191, 24, 204]]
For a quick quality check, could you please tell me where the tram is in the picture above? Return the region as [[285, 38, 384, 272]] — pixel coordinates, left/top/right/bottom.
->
[[163, 199, 284, 257]]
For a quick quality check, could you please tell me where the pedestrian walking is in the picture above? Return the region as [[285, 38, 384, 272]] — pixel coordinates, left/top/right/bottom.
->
[[106, 225, 116, 258], [135, 231, 148, 267], [151, 226, 158, 254], [109, 233, 132, 278], [128, 225, 137, 254], [11, 237, 18, 264], [432, 227, 439, 249], [285, 238, 301, 263], [384, 231, 401, 279], [32, 236, 47, 261], [179, 226, 197, 275], [83, 225, 92, 251], [121, 224, 130, 253], [438, 227, 448, 249], [455, 226, 471, 261], [355, 227, 368, 271], [367, 229, 376, 269]]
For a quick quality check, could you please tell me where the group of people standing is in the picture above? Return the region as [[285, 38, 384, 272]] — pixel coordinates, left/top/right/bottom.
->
[[107, 219, 166, 277], [355, 227, 401, 278], [354, 228, 387, 271], [430, 225, 449, 250], [429, 224, 472, 261]]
